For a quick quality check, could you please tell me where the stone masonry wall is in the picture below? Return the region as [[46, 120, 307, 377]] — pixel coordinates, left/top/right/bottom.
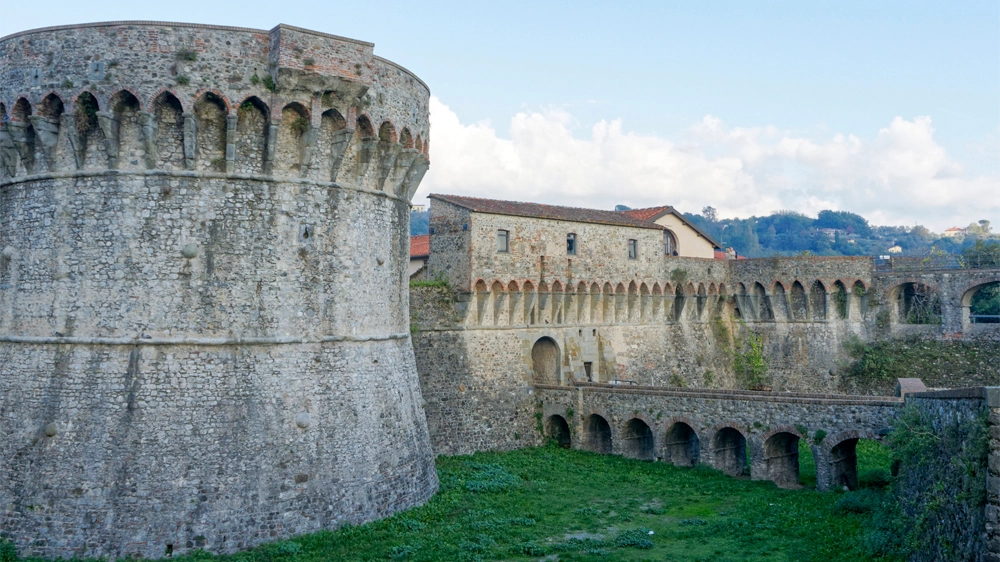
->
[[899, 388, 997, 562], [1, 22, 436, 560]]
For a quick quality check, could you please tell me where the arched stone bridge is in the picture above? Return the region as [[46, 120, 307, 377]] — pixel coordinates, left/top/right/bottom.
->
[[536, 382, 902, 491]]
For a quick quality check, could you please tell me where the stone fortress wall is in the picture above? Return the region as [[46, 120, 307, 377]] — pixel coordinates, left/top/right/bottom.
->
[[0, 22, 436, 560], [413, 201, 1000, 455]]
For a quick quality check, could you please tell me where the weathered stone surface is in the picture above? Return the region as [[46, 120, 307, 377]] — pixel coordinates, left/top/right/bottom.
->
[[0, 21, 436, 560]]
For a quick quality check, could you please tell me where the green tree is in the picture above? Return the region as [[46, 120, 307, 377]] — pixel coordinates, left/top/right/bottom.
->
[[962, 240, 1000, 268]]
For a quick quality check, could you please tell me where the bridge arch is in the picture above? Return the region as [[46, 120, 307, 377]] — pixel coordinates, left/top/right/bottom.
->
[[888, 281, 942, 324], [664, 420, 701, 466], [710, 425, 748, 476], [761, 426, 806, 488], [583, 413, 612, 454], [961, 279, 1000, 328], [544, 414, 572, 448], [621, 417, 655, 460], [822, 429, 883, 491]]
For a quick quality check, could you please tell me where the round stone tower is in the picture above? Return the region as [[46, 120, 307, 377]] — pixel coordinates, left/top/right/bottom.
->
[[0, 22, 435, 559]]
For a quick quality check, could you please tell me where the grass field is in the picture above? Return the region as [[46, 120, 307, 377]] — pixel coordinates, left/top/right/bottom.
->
[[132, 440, 899, 562]]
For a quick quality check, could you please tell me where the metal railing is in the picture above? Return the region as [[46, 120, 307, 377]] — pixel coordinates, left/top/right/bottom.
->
[[970, 314, 1000, 324]]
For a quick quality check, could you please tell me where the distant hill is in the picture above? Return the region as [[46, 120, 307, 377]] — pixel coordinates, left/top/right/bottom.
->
[[683, 209, 995, 258], [410, 211, 429, 236]]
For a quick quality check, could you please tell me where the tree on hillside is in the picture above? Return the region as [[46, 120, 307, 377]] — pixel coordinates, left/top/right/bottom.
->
[[815, 210, 872, 237], [962, 240, 1000, 268], [702, 206, 718, 223], [967, 220, 993, 238]]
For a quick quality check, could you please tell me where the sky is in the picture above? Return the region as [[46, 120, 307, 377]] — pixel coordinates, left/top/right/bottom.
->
[[3, 1, 998, 232]]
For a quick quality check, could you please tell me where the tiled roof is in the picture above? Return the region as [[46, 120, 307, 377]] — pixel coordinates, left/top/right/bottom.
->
[[410, 235, 429, 258], [624, 206, 722, 249], [429, 194, 665, 230], [621, 206, 671, 222]]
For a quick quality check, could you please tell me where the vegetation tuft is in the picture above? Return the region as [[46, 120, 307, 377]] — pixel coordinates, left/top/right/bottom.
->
[[732, 320, 770, 389]]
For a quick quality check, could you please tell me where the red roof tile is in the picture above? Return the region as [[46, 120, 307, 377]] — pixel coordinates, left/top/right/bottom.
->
[[429, 194, 664, 230], [622, 206, 672, 221], [410, 235, 429, 258]]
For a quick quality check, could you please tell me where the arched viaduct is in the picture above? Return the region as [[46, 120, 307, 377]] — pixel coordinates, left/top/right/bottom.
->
[[536, 383, 902, 491]]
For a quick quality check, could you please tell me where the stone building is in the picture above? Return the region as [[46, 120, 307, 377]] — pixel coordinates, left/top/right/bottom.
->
[[1, 21, 436, 559], [411, 194, 1000, 456], [620, 205, 720, 259]]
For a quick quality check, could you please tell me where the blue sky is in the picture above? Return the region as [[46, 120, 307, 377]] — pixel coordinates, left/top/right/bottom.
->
[[4, 1, 998, 230]]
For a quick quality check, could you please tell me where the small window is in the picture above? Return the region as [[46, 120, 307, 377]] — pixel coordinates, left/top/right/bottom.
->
[[584, 362, 593, 381], [628, 239, 638, 260], [567, 233, 577, 255], [664, 230, 678, 256], [497, 229, 510, 253]]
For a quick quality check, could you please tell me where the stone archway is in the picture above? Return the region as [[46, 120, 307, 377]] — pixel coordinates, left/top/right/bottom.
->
[[664, 422, 700, 466], [531, 337, 560, 384], [712, 427, 747, 476], [545, 415, 572, 448], [583, 414, 612, 454], [621, 418, 655, 460], [763, 432, 801, 488], [829, 438, 859, 490]]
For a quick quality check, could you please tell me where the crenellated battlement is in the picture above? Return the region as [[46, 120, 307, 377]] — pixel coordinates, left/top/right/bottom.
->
[[0, 21, 430, 200]]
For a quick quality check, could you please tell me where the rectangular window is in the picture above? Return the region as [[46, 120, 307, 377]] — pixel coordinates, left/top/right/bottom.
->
[[497, 229, 510, 253], [628, 239, 638, 259], [567, 233, 577, 255], [584, 362, 593, 381]]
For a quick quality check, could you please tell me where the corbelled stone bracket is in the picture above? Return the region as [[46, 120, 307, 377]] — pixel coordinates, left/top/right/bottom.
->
[[329, 127, 354, 182], [402, 154, 430, 201], [182, 112, 197, 170], [28, 115, 61, 171], [264, 121, 279, 175], [375, 139, 401, 191], [0, 124, 21, 179], [354, 135, 378, 184], [96, 111, 119, 169], [225, 114, 238, 174], [389, 148, 419, 197], [5, 121, 35, 174], [138, 111, 158, 169], [61, 113, 85, 170]]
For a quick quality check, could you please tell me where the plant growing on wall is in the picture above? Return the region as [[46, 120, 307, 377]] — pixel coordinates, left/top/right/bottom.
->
[[858, 404, 990, 559], [670, 268, 688, 287], [732, 319, 769, 390]]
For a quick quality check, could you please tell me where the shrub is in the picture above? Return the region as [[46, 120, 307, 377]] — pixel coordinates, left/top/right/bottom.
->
[[614, 528, 653, 549], [0, 539, 17, 562]]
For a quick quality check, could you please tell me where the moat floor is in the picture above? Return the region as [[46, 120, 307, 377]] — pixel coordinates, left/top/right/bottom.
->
[[20, 443, 899, 562]]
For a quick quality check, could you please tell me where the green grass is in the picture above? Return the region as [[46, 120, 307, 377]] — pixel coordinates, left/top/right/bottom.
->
[[133, 443, 899, 562]]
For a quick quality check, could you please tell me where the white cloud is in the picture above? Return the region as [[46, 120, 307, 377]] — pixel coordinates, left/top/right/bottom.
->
[[416, 97, 998, 232]]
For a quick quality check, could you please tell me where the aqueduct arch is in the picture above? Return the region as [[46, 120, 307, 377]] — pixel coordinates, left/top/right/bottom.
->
[[583, 414, 612, 454], [545, 415, 572, 448], [664, 422, 701, 466], [621, 418, 656, 460], [712, 427, 747, 476]]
